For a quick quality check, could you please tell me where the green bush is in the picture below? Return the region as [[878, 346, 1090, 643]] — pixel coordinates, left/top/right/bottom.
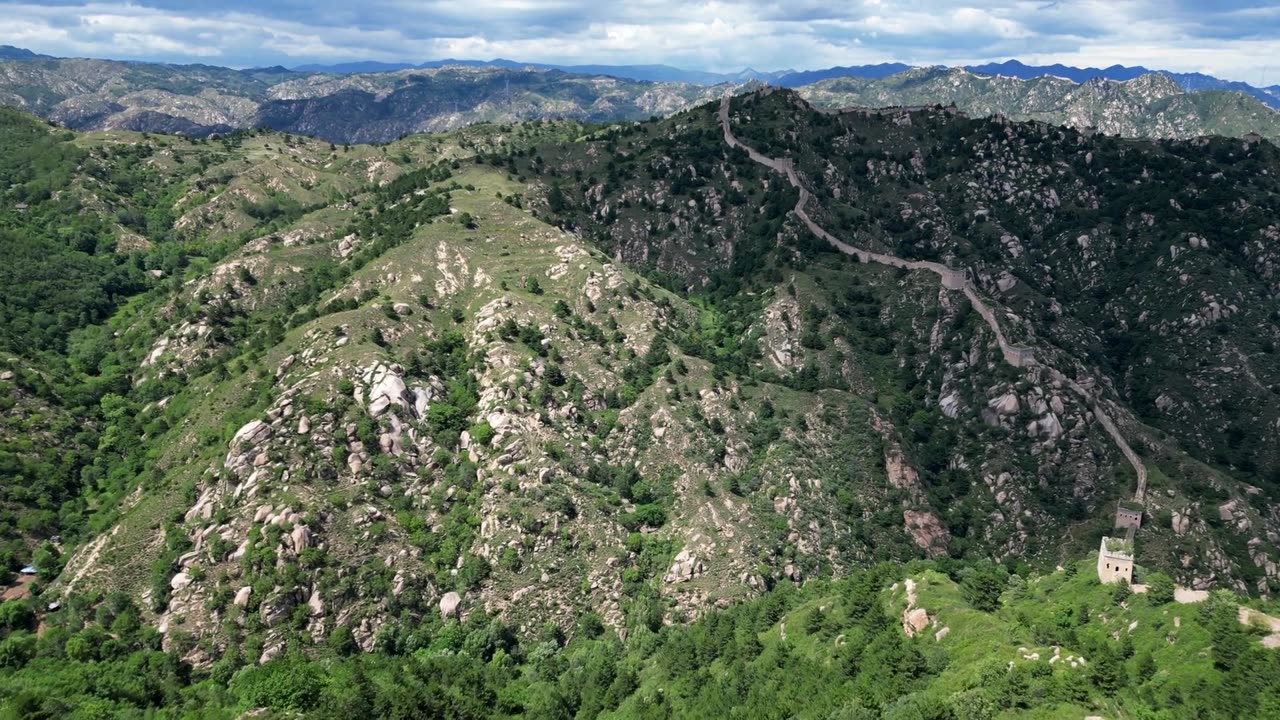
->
[[469, 421, 495, 447]]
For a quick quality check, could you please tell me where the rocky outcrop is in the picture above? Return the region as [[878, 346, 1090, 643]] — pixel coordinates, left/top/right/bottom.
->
[[363, 364, 413, 418], [901, 578, 932, 637], [439, 591, 463, 620], [903, 510, 951, 558], [664, 548, 706, 584], [1172, 510, 1192, 536]]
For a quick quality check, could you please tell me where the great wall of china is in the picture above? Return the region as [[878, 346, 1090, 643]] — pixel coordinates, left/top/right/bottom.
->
[[718, 91, 1148, 529]]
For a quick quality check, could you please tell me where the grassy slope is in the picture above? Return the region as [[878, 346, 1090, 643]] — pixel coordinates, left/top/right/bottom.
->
[[614, 558, 1276, 719]]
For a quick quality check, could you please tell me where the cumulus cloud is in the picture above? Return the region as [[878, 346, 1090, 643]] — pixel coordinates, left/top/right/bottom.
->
[[0, 0, 1276, 83]]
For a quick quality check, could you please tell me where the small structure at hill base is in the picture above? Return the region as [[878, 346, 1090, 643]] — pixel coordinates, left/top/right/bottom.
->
[[1097, 536, 1134, 585], [1114, 501, 1143, 530]]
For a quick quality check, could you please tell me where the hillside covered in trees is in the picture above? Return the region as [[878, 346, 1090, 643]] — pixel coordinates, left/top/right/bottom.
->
[[2, 560, 1279, 718], [0, 85, 1279, 717]]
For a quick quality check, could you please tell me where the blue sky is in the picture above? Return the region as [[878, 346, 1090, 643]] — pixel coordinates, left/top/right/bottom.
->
[[2, 1, 1278, 83]]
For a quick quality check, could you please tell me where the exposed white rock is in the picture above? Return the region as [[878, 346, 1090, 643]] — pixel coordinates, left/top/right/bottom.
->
[[664, 548, 705, 583], [336, 233, 359, 258], [308, 587, 325, 617], [366, 365, 411, 418], [440, 591, 463, 619], [232, 419, 272, 447], [903, 607, 930, 637], [1172, 510, 1191, 536], [289, 525, 312, 553], [939, 392, 961, 419], [989, 392, 1019, 416]]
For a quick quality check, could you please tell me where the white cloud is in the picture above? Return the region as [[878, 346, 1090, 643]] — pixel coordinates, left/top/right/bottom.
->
[[0, 0, 1273, 83]]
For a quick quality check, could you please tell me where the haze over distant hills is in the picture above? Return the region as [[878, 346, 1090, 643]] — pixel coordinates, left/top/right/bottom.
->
[[291, 58, 786, 85], [0, 46, 1275, 145], [291, 53, 1280, 110], [4, 43, 1278, 109]]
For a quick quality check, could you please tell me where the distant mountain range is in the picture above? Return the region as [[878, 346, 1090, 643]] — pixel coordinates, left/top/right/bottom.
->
[[0, 46, 1275, 144], [292, 55, 1280, 110], [963, 60, 1280, 109], [0, 45, 51, 61], [4, 44, 1278, 110], [292, 58, 790, 85], [798, 67, 1280, 141], [772, 63, 913, 86], [0, 56, 724, 144]]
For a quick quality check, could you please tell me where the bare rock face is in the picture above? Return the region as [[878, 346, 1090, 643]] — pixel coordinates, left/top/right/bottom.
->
[[260, 595, 294, 628], [392, 302, 412, 316], [364, 364, 412, 418], [288, 525, 312, 553], [903, 607, 931, 637], [1172, 510, 1191, 536], [234, 586, 252, 608], [884, 453, 921, 491], [939, 392, 961, 419], [903, 510, 951, 558], [336, 234, 359, 258], [989, 392, 1020, 416], [439, 591, 462, 620], [225, 419, 274, 475], [1028, 413, 1063, 439], [664, 548, 706, 584], [232, 419, 272, 447], [307, 587, 325, 617]]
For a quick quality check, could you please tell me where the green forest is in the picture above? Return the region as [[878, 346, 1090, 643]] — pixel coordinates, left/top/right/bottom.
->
[[1, 560, 1278, 718]]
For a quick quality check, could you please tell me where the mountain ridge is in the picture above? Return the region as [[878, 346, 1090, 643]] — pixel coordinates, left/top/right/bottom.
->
[[284, 53, 1280, 109], [6, 43, 1275, 107], [1, 53, 1277, 147], [1, 80, 1280, 715], [798, 66, 1280, 142]]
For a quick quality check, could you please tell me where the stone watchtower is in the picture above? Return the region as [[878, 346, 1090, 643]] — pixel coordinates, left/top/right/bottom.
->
[[1114, 502, 1143, 530], [1097, 536, 1134, 584]]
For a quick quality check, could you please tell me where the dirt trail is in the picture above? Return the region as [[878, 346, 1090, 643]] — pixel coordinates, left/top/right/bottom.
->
[[61, 530, 110, 595], [718, 91, 1147, 508]]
